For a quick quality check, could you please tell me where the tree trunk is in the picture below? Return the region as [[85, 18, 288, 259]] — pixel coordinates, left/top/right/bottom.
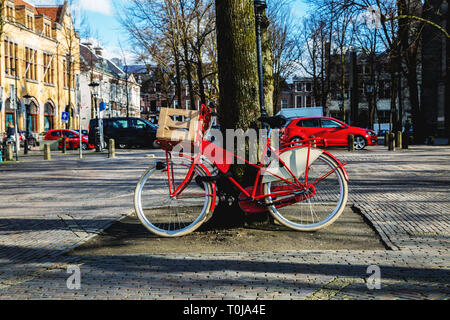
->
[[216, 0, 260, 131], [262, 13, 274, 116], [174, 52, 183, 109], [207, 0, 264, 228]]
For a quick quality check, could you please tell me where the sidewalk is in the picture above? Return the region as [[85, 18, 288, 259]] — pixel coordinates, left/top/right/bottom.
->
[[0, 146, 449, 300]]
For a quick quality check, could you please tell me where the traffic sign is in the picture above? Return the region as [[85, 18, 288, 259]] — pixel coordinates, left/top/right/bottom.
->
[[62, 112, 70, 123]]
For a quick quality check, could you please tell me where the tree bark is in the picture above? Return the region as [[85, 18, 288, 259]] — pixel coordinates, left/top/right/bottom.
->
[[208, 0, 264, 228]]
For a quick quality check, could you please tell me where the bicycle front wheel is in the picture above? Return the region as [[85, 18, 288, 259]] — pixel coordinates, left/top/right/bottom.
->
[[134, 158, 216, 237], [263, 152, 348, 232]]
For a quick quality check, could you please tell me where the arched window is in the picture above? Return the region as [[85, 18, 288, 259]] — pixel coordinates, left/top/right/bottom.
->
[[4, 98, 17, 129], [26, 101, 39, 132], [44, 102, 55, 131]]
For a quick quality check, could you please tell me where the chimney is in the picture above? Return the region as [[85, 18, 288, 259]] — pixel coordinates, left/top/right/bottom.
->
[[82, 41, 93, 49], [94, 46, 103, 56]]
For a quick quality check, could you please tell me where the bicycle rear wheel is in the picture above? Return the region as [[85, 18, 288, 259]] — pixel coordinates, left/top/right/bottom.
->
[[134, 157, 216, 237], [263, 152, 348, 232]]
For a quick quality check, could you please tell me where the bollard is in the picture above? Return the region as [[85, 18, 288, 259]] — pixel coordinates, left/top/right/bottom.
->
[[388, 133, 396, 151], [402, 132, 409, 149], [24, 139, 29, 155], [384, 132, 389, 147], [396, 131, 402, 149], [6, 144, 13, 161], [108, 139, 116, 159], [44, 143, 51, 161], [348, 135, 355, 152], [62, 139, 67, 154]]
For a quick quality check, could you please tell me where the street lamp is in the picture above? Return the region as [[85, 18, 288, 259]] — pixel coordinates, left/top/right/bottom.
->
[[254, 0, 268, 121], [9, 67, 20, 161], [89, 81, 103, 152], [23, 94, 33, 155]]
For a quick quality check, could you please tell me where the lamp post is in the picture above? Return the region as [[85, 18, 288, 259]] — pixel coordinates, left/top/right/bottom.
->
[[23, 94, 32, 155], [254, 0, 268, 123], [89, 81, 103, 152], [10, 68, 20, 161]]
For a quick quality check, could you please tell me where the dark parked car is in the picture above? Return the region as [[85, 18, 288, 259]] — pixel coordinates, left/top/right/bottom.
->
[[89, 117, 158, 149]]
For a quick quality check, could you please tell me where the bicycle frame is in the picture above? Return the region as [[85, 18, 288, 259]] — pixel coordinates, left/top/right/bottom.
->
[[159, 105, 349, 213]]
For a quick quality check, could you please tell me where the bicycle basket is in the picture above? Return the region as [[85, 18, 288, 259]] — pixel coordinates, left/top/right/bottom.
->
[[156, 108, 201, 143]]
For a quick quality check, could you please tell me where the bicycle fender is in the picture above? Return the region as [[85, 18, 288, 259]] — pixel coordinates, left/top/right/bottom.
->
[[262, 147, 323, 184], [322, 150, 350, 182]]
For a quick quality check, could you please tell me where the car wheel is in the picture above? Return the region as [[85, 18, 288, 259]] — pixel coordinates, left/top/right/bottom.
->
[[290, 137, 303, 144], [354, 136, 367, 150], [152, 140, 160, 149], [82, 142, 88, 151]]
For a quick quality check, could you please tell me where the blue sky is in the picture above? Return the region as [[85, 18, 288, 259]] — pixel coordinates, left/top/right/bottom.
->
[[30, 0, 310, 62]]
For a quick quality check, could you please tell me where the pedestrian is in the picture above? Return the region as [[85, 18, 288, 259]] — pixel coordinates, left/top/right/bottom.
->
[[6, 121, 15, 138]]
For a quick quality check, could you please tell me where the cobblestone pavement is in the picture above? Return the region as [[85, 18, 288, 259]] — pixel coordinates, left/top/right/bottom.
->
[[0, 146, 449, 300]]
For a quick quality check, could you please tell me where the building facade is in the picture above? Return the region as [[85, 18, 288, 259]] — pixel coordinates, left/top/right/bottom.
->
[[127, 64, 218, 124], [0, 0, 80, 136], [276, 77, 316, 114], [79, 43, 140, 130]]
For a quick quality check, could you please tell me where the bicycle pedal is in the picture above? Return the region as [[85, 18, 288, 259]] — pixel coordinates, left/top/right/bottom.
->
[[155, 161, 166, 170]]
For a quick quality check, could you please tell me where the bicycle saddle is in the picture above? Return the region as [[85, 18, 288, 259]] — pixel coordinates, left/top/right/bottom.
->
[[258, 115, 287, 129]]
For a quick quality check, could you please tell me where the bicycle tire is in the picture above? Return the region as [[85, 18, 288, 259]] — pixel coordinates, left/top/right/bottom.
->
[[134, 158, 216, 237], [263, 152, 348, 232]]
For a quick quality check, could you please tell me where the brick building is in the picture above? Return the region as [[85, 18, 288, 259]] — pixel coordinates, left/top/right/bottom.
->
[[0, 0, 80, 136]]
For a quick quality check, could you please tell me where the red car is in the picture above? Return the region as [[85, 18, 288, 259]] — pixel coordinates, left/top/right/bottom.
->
[[281, 117, 378, 150], [44, 129, 94, 150]]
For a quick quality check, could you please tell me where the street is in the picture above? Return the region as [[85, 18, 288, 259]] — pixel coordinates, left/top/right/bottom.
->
[[0, 146, 449, 300]]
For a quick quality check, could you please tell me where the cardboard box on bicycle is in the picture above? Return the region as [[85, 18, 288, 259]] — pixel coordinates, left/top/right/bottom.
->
[[157, 108, 200, 142]]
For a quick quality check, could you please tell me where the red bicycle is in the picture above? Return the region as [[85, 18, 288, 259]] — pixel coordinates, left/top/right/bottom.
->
[[134, 105, 349, 237]]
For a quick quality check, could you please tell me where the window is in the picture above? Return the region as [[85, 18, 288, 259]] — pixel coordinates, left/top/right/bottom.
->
[[63, 58, 74, 88], [25, 47, 38, 81], [4, 40, 18, 76], [281, 99, 288, 109], [51, 131, 61, 137], [298, 118, 320, 128], [306, 96, 312, 108], [112, 120, 128, 129], [321, 119, 342, 129], [44, 23, 51, 37], [63, 131, 77, 138], [131, 119, 150, 130], [26, 102, 39, 132], [295, 82, 303, 92], [27, 15, 34, 30], [6, 5, 14, 21], [5, 99, 16, 128], [296, 96, 303, 108], [378, 80, 391, 99], [43, 53, 55, 84], [185, 100, 190, 110], [44, 103, 54, 131], [305, 83, 312, 92]]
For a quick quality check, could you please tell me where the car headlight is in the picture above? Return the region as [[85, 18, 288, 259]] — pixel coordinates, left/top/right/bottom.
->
[[366, 130, 376, 136]]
